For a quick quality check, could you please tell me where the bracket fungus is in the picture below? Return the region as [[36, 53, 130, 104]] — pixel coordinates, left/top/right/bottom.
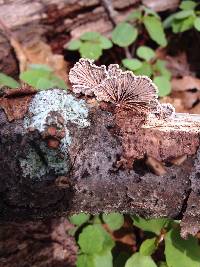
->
[[69, 58, 175, 117]]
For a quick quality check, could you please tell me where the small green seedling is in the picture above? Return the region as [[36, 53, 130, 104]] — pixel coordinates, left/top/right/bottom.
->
[[0, 64, 67, 91], [65, 31, 113, 60], [163, 0, 200, 33], [122, 45, 171, 97], [0, 72, 20, 88], [125, 6, 167, 47]]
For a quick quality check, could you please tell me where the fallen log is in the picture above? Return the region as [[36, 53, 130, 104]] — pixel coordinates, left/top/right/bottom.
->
[[0, 76, 200, 238]]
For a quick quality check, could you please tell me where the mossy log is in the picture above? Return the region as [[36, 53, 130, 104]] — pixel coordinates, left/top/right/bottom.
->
[[0, 87, 200, 239]]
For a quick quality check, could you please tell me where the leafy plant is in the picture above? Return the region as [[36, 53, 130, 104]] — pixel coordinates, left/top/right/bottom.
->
[[77, 224, 115, 267], [111, 22, 138, 47], [0, 65, 67, 91], [0, 73, 20, 88], [122, 45, 172, 96], [68, 212, 200, 267], [125, 5, 167, 46], [65, 31, 113, 60], [102, 213, 124, 231], [20, 64, 67, 90], [163, 0, 200, 33]]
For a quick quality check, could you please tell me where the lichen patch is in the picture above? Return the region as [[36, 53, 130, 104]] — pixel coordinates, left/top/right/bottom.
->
[[21, 89, 90, 180]]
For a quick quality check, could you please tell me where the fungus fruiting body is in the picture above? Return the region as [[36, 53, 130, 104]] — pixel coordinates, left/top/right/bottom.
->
[[69, 58, 175, 117]]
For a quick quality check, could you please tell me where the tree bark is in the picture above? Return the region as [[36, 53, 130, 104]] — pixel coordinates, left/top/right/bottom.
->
[[0, 217, 77, 267], [0, 87, 200, 239]]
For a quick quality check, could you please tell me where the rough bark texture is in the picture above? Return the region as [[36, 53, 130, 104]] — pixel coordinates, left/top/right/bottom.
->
[[0, 87, 200, 240], [0, 217, 77, 267]]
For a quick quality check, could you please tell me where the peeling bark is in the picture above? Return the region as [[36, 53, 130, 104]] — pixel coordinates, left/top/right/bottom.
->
[[0, 88, 200, 238]]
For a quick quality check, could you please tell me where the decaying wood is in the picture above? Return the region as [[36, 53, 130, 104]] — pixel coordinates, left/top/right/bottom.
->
[[0, 87, 200, 239], [0, 0, 180, 76], [0, 217, 77, 267]]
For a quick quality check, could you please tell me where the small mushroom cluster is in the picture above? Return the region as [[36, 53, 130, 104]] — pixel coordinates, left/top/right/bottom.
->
[[69, 58, 175, 117]]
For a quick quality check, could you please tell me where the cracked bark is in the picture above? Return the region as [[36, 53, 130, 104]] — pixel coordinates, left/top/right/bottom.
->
[[0, 88, 200, 240]]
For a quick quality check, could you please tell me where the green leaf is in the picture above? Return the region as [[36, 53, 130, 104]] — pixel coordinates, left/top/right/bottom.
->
[[36, 78, 54, 90], [158, 261, 169, 267], [194, 17, 200, 31], [98, 36, 113, 49], [153, 60, 171, 80], [165, 228, 200, 267], [66, 39, 82, 50], [180, 1, 197, 10], [78, 224, 114, 254], [172, 19, 184, 33], [77, 254, 93, 267], [50, 75, 67, 89], [28, 64, 53, 72], [68, 226, 78, 236], [111, 22, 138, 47], [174, 10, 195, 19], [79, 42, 102, 60], [125, 252, 157, 267], [100, 225, 115, 251], [93, 215, 102, 224], [0, 73, 20, 88], [103, 213, 124, 231], [132, 215, 171, 235], [81, 31, 101, 41], [122, 58, 142, 71], [153, 76, 171, 97], [134, 62, 153, 77], [136, 46, 155, 61], [78, 225, 105, 254], [126, 10, 142, 22], [20, 69, 50, 87], [172, 16, 196, 33], [92, 250, 113, 267], [143, 15, 167, 46], [69, 213, 90, 226], [142, 6, 160, 19], [140, 238, 157, 256], [163, 14, 177, 28]]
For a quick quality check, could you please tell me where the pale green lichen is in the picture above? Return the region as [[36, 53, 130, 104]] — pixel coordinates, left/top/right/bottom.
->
[[21, 89, 90, 180], [20, 143, 70, 180]]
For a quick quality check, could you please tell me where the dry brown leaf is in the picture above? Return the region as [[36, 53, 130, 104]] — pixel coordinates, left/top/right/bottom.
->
[[0, 19, 68, 80], [190, 103, 200, 114], [0, 96, 33, 121], [160, 96, 187, 113], [22, 40, 68, 80], [172, 76, 200, 92], [181, 91, 200, 109], [156, 49, 192, 78]]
